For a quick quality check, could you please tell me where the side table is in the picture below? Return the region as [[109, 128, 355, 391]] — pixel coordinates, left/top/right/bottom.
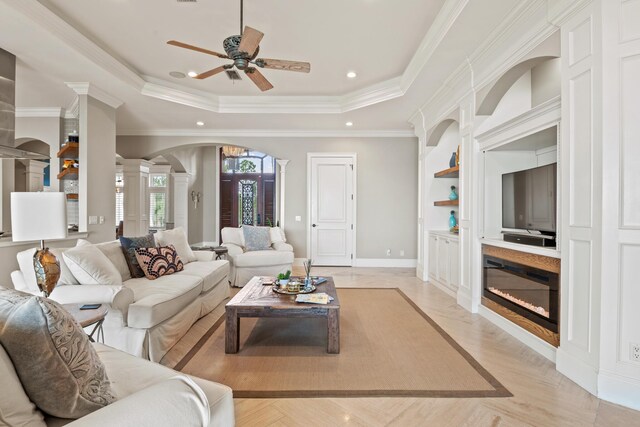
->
[[191, 245, 229, 260], [63, 304, 108, 343]]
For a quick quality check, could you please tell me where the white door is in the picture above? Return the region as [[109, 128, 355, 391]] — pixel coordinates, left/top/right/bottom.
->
[[309, 156, 355, 266]]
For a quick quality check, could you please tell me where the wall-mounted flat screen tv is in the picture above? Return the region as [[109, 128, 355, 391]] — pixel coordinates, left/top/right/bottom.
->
[[502, 163, 557, 233]]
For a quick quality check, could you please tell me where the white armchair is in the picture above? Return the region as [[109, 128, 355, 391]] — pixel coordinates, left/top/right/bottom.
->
[[221, 226, 294, 287]]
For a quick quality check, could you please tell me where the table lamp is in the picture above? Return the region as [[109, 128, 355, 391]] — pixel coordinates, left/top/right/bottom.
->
[[11, 192, 68, 297]]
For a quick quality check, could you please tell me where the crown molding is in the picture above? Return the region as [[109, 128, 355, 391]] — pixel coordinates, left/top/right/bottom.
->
[[9, 0, 465, 115], [15, 107, 64, 118], [65, 82, 123, 109], [116, 128, 416, 138], [547, 0, 593, 26], [65, 97, 79, 119]]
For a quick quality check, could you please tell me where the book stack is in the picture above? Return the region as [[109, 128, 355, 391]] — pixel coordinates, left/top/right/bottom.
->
[[295, 293, 334, 305]]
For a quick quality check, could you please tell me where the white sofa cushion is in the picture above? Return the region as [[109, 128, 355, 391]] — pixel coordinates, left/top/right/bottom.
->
[[221, 227, 245, 247], [154, 227, 196, 264], [65, 377, 210, 427], [124, 273, 204, 328], [0, 344, 46, 427], [233, 250, 294, 268], [78, 240, 132, 281], [181, 260, 230, 293], [63, 245, 122, 286], [93, 343, 234, 427]]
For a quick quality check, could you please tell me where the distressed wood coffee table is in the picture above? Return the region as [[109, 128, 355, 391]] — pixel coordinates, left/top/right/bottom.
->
[[225, 276, 340, 354]]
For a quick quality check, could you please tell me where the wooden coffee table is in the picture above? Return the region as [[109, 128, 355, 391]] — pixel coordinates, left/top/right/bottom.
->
[[225, 276, 340, 354]]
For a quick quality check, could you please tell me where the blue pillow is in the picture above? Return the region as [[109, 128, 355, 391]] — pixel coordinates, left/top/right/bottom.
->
[[120, 234, 156, 278], [242, 226, 272, 251]]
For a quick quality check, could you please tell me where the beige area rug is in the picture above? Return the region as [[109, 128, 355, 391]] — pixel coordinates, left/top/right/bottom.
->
[[175, 288, 511, 398]]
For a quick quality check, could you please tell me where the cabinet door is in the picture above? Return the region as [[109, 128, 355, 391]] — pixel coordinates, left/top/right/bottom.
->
[[437, 237, 449, 284], [448, 239, 459, 289], [428, 235, 438, 278]]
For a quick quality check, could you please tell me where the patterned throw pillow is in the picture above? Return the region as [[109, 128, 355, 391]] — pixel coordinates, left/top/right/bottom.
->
[[134, 245, 184, 280], [0, 288, 116, 419], [120, 234, 156, 278], [242, 225, 272, 251]]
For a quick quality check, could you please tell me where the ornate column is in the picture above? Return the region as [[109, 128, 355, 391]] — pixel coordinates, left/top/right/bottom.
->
[[20, 160, 48, 192], [276, 159, 289, 229], [122, 159, 151, 237], [172, 172, 190, 233]]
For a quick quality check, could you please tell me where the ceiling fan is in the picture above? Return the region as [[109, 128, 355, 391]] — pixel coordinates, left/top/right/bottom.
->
[[167, 0, 310, 91]]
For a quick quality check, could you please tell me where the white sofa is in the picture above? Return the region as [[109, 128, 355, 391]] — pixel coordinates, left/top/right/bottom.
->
[[0, 341, 235, 426], [11, 240, 230, 363], [221, 226, 294, 287]]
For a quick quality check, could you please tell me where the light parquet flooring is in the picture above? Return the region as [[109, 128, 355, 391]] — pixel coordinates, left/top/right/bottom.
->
[[161, 267, 640, 427]]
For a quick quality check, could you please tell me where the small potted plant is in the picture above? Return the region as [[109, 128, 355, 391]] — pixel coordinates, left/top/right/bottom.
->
[[277, 270, 291, 286]]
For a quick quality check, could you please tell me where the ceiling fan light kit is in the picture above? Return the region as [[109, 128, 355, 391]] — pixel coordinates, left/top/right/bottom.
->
[[167, 0, 310, 91]]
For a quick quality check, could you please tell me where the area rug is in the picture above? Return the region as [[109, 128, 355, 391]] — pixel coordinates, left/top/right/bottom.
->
[[175, 288, 511, 398]]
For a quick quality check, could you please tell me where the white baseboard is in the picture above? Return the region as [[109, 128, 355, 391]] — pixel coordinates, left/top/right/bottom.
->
[[353, 258, 417, 268], [598, 370, 640, 412], [456, 289, 474, 313], [479, 305, 557, 363], [556, 348, 598, 395]]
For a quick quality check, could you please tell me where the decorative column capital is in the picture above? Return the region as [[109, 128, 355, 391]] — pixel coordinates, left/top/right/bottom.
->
[[276, 159, 290, 172]]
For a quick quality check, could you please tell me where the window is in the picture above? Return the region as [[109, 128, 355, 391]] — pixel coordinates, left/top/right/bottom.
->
[[115, 173, 124, 226], [149, 173, 167, 229]]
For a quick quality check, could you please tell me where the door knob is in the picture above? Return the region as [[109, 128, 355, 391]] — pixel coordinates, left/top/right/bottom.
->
[[312, 224, 317, 227]]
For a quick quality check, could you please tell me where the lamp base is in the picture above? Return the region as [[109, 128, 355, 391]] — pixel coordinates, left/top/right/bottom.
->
[[33, 245, 60, 297]]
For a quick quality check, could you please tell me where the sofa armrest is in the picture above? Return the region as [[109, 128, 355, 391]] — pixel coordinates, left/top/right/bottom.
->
[[49, 285, 134, 321], [224, 243, 244, 257], [273, 242, 294, 252], [193, 250, 215, 262], [67, 376, 210, 427]]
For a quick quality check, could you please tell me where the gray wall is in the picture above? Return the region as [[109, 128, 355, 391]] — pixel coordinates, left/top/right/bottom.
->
[[117, 135, 419, 259]]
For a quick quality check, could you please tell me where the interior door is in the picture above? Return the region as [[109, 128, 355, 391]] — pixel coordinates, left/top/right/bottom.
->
[[309, 156, 354, 266]]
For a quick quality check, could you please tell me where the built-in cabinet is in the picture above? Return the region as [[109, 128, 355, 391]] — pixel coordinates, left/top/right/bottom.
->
[[428, 230, 459, 296]]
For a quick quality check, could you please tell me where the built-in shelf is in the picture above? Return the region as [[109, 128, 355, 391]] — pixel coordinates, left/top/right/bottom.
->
[[58, 167, 79, 180], [56, 143, 79, 159], [66, 193, 78, 200], [434, 200, 459, 206], [434, 165, 459, 178]]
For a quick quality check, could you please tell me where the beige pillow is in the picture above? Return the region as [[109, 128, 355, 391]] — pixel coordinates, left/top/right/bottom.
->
[[0, 343, 46, 427], [77, 240, 132, 282], [269, 227, 287, 244], [62, 245, 122, 286], [0, 289, 116, 419], [154, 227, 196, 264]]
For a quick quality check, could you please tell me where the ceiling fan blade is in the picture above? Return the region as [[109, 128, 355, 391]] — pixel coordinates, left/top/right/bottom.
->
[[167, 40, 229, 59], [256, 58, 310, 73], [245, 67, 273, 92], [194, 66, 228, 79], [238, 26, 264, 56]]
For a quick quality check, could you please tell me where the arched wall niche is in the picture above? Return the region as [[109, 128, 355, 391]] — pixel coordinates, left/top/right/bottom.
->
[[15, 137, 50, 155], [476, 56, 560, 116]]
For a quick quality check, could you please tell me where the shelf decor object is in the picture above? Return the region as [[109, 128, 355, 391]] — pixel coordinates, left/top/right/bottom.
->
[[449, 210, 457, 231], [11, 192, 68, 297], [448, 185, 458, 201]]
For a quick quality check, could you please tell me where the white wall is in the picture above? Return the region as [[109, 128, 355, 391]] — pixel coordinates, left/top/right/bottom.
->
[[117, 135, 419, 260]]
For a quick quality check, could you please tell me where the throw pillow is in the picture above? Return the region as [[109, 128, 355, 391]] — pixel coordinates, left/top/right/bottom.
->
[[154, 227, 197, 264], [269, 226, 287, 244], [242, 225, 272, 251], [0, 343, 46, 427], [77, 240, 132, 281], [119, 234, 156, 278], [62, 245, 122, 286], [134, 245, 184, 280], [0, 289, 116, 419], [16, 247, 79, 293]]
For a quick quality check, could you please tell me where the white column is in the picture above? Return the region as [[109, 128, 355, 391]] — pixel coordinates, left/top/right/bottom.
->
[[20, 160, 48, 192], [276, 159, 289, 229], [172, 172, 189, 234], [122, 159, 151, 237]]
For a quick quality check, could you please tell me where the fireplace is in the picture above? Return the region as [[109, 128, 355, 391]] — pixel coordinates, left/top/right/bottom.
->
[[481, 245, 560, 346]]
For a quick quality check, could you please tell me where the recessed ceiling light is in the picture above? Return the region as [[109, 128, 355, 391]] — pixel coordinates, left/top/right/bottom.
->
[[196, 121, 205, 126], [346, 71, 357, 79], [169, 71, 186, 79], [188, 71, 199, 78], [345, 121, 353, 127]]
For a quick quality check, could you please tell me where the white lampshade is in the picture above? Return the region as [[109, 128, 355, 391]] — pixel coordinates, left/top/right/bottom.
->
[[11, 192, 68, 242]]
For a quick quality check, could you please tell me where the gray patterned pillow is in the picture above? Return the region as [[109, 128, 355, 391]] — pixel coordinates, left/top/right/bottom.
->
[[242, 225, 272, 251], [0, 289, 116, 419]]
